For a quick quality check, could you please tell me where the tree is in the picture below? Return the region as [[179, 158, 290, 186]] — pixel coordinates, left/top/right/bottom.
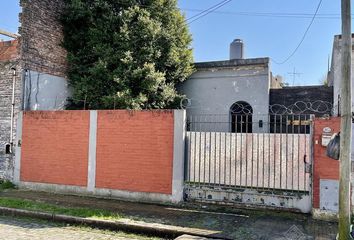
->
[[61, 0, 194, 109]]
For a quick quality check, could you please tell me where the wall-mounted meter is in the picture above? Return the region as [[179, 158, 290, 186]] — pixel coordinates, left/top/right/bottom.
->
[[322, 127, 333, 147]]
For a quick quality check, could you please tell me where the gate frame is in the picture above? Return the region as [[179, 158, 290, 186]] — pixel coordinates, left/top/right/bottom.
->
[[183, 114, 315, 213]]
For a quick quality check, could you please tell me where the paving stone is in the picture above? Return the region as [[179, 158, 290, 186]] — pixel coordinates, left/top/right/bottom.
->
[[0, 216, 151, 240]]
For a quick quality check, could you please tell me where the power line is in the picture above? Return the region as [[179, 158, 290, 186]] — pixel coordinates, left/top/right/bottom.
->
[[186, 0, 230, 22], [187, 0, 233, 24], [271, 0, 323, 65], [182, 8, 343, 20]]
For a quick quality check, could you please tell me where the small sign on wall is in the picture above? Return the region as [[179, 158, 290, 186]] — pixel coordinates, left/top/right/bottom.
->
[[321, 127, 332, 147]]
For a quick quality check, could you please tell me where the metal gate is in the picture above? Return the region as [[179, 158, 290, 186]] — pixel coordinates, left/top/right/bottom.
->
[[184, 114, 313, 213]]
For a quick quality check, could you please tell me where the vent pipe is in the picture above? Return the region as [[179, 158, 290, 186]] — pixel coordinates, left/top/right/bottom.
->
[[230, 39, 244, 60]]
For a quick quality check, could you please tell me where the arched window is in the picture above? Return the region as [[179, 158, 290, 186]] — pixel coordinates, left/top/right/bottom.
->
[[230, 101, 253, 133]]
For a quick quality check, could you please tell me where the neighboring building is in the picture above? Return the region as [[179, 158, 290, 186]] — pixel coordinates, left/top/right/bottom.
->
[[328, 34, 354, 116], [0, 0, 68, 179], [179, 39, 333, 133], [0, 39, 20, 179], [20, 0, 70, 111], [269, 86, 334, 117], [179, 57, 271, 133], [327, 34, 354, 162], [270, 75, 283, 89]]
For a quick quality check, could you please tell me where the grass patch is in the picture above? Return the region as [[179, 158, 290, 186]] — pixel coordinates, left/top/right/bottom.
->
[[0, 180, 16, 190], [0, 197, 123, 220]]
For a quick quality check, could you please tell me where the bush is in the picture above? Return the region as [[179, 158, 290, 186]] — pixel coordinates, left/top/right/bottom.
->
[[0, 180, 16, 190]]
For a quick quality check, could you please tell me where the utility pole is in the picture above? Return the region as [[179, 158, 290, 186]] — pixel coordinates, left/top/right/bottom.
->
[[339, 0, 352, 239]]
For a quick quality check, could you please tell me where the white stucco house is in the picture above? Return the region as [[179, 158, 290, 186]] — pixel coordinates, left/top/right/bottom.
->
[[178, 39, 333, 133]]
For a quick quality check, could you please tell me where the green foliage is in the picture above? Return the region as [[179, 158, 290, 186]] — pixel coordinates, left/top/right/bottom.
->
[[0, 197, 121, 219], [61, 0, 194, 109], [0, 180, 16, 190]]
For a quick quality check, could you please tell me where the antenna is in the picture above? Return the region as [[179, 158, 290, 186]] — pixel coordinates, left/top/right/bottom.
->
[[287, 67, 303, 86]]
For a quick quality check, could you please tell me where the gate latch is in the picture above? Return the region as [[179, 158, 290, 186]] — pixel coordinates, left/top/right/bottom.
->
[[304, 155, 311, 173]]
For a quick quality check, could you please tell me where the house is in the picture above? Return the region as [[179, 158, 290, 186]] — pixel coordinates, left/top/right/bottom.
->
[[0, 0, 334, 180], [178, 39, 333, 134]]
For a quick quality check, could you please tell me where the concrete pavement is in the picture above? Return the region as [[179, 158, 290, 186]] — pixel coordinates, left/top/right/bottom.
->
[[0, 215, 158, 240], [0, 190, 338, 239]]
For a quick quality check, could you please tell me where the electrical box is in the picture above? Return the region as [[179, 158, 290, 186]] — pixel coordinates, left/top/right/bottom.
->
[[321, 127, 332, 147], [320, 179, 339, 212]]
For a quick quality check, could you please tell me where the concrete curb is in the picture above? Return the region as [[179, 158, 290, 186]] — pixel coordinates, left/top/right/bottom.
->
[[0, 207, 227, 239]]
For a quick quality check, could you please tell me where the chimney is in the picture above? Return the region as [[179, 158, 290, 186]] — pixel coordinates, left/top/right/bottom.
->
[[230, 39, 244, 60]]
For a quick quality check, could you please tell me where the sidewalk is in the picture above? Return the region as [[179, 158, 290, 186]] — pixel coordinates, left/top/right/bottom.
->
[[0, 190, 337, 239]]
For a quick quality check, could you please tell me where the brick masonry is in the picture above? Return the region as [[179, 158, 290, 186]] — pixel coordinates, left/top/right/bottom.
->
[[19, 0, 67, 78], [0, 40, 21, 180], [19, 110, 175, 195], [20, 111, 89, 186], [312, 117, 341, 208], [96, 110, 174, 194], [0, 0, 68, 180]]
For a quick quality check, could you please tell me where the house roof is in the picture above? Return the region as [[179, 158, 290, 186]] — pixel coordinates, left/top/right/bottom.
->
[[0, 40, 19, 62], [194, 57, 270, 69]]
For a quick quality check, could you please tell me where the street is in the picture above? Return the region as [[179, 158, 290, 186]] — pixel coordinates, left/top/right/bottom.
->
[[0, 215, 157, 240]]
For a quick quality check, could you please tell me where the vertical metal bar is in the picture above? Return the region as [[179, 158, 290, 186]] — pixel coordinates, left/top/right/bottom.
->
[[285, 115, 289, 190], [198, 115, 202, 187], [304, 115, 308, 191], [234, 115, 238, 187], [245, 115, 249, 187], [273, 114, 277, 189], [229, 121, 232, 187], [262, 121, 265, 190], [268, 114, 271, 189], [280, 115, 283, 190], [203, 116, 206, 185], [256, 121, 260, 189], [240, 115, 243, 187], [219, 117, 222, 187], [251, 116, 254, 188], [224, 120, 227, 186], [214, 115, 217, 186], [193, 115, 197, 185], [297, 114, 301, 192], [186, 117, 190, 183], [208, 116, 212, 185], [291, 115, 295, 192]]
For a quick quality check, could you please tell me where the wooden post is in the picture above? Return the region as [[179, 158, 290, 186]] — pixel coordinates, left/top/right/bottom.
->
[[339, 0, 352, 239]]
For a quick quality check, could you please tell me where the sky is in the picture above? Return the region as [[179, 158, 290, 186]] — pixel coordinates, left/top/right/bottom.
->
[[0, 0, 351, 86]]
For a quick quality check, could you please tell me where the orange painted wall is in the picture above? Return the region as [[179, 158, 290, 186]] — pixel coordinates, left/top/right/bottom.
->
[[21, 111, 89, 186], [312, 117, 340, 208], [95, 110, 174, 194]]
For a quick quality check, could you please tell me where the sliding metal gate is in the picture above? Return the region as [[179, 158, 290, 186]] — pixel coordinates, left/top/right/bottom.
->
[[184, 114, 313, 213]]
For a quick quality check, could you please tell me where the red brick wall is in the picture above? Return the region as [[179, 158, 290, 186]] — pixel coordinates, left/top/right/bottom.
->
[[0, 40, 18, 62], [313, 117, 340, 208], [95, 110, 174, 194], [21, 111, 89, 186]]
